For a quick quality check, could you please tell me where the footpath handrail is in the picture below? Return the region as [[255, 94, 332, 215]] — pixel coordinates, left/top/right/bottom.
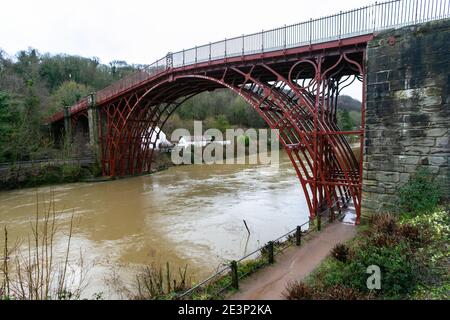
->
[[177, 190, 351, 299], [0, 157, 95, 169]]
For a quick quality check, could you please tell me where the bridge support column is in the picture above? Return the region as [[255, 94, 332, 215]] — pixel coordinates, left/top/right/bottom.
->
[[87, 93, 101, 163], [363, 19, 450, 214], [63, 106, 72, 139]]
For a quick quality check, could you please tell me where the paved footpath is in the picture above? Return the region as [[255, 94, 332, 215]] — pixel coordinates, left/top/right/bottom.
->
[[228, 212, 358, 300]]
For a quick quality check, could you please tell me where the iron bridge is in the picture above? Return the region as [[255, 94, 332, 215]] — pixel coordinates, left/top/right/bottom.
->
[[47, 0, 450, 224]]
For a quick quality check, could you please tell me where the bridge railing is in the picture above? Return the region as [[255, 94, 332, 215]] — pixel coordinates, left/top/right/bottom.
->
[[170, 0, 449, 68], [62, 0, 449, 115], [95, 56, 168, 105]]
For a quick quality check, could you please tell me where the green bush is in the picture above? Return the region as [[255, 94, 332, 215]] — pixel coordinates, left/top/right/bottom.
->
[[331, 243, 350, 263], [283, 281, 370, 300], [237, 134, 250, 147], [302, 208, 449, 299], [0, 162, 94, 190], [398, 168, 443, 215], [61, 164, 81, 182], [88, 162, 103, 177], [354, 241, 418, 296]]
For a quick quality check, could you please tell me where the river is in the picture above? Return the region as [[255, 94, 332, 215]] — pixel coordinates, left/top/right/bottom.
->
[[0, 151, 309, 298]]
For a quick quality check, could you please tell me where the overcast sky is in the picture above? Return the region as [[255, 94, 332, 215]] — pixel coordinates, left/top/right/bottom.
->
[[1, 0, 377, 63], [0, 0, 374, 98]]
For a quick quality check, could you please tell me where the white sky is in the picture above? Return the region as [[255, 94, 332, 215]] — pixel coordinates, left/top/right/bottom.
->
[[0, 0, 374, 98]]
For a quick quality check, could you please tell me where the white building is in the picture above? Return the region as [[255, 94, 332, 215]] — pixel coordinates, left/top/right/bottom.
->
[[141, 126, 172, 150], [177, 136, 231, 148]]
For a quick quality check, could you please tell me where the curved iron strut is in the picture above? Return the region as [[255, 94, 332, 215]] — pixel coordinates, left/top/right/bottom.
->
[[67, 50, 366, 224]]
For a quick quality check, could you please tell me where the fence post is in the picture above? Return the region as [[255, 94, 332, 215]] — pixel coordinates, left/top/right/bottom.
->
[[317, 214, 322, 231], [296, 226, 302, 246], [415, 0, 419, 24], [267, 241, 274, 264], [209, 42, 212, 61], [230, 260, 239, 290], [372, 2, 377, 32], [309, 18, 313, 45], [261, 30, 264, 53]]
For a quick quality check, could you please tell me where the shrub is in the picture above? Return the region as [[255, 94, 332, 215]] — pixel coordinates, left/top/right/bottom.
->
[[62, 163, 81, 182], [370, 213, 398, 235], [88, 162, 102, 177], [398, 224, 421, 243], [318, 284, 370, 300], [283, 281, 316, 300], [354, 241, 418, 296], [283, 281, 370, 300], [301, 208, 448, 299], [132, 263, 190, 300], [35, 165, 61, 185], [398, 168, 442, 215], [331, 243, 350, 263], [1, 197, 89, 300], [368, 213, 402, 247]]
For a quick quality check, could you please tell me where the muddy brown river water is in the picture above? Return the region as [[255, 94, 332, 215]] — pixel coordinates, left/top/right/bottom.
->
[[0, 152, 309, 298]]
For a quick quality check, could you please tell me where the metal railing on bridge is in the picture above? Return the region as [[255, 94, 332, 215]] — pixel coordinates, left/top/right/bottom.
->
[[74, 0, 450, 109]]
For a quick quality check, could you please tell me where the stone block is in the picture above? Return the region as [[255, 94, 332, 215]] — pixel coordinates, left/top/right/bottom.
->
[[363, 19, 450, 215], [400, 173, 410, 183], [399, 155, 420, 165], [403, 164, 419, 173], [376, 71, 390, 83], [426, 128, 448, 137], [435, 136, 449, 148], [429, 156, 447, 166], [376, 171, 400, 183]]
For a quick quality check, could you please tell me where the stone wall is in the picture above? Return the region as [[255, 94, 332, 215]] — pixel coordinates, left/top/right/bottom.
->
[[363, 19, 450, 214]]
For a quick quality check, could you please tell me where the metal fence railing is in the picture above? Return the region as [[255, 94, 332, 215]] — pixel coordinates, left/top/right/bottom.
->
[[176, 193, 351, 299], [56, 0, 449, 118], [0, 158, 95, 170], [169, 0, 449, 69]]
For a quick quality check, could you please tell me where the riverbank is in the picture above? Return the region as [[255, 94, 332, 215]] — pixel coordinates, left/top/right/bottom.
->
[[0, 142, 278, 191], [0, 151, 173, 191], [0, 151, 309, 299]]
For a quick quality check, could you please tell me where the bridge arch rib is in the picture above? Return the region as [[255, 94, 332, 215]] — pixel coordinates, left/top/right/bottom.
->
[[97, 51, 365, 223]]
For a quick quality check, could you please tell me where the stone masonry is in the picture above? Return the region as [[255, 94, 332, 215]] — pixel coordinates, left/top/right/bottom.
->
[[363, 19, 450, 214]]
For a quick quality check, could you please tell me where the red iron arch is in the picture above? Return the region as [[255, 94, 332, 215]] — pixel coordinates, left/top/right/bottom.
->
[[97, 51, 364, 223]]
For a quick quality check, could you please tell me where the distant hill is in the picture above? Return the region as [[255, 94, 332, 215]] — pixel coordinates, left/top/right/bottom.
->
[[337, 95, 361, 112]]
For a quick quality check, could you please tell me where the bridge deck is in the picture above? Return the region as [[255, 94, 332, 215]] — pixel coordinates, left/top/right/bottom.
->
[[47, 0, 449, 124]]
